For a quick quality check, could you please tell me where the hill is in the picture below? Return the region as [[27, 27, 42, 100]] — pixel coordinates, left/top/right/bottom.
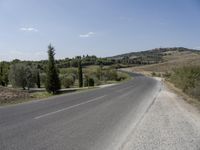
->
[[124, 47, 200, 73], [122, 47, 200, 102]]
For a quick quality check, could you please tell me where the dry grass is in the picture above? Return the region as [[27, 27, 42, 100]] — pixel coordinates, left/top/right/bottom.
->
[[0, 87, 30, 104], [125, 50, 200, 110], [165, 80, 200, 112], [130, 51, 200, 73]]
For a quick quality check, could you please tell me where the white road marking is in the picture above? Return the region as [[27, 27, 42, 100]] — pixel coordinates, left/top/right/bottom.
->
[[34, 95, 107, 119]]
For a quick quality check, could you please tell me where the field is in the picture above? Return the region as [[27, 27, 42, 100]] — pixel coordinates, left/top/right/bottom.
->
[[129, 50, 200, 74], [125, 49, 200, 103]]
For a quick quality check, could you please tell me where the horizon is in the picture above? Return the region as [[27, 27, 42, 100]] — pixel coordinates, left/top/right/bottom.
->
[[0, 46, 199, 62], [1, 0, 200, 61]]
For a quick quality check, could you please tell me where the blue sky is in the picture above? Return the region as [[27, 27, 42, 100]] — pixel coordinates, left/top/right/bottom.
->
[[0, 0, 200, 60]]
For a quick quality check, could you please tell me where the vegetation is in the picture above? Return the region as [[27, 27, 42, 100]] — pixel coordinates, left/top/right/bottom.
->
[[45, 44, 61, 94], [8, 63, 36, 90], [36, 66, 41, 88], [125, 47, 200, 103], [3, 46, 198, 104], [167, 66, 200, 101], [61, 75, 75, 88], [78, 57, 83, 87], [0, 62, 9, 86]]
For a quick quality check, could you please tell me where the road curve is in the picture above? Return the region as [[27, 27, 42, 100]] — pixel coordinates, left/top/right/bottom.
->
[[0, 73, 161, 150]]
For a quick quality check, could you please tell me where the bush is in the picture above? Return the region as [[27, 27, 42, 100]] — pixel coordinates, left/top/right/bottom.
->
[[88, 78, 94, 86], [59, 68, 78, 78], [163, 71, 171, 78], [84, 76, 95, 87], [104, 69, 118, 81], [117, 72, 129, 81], [151, 72, 156, 76], [61, 76, 75, 88], [40, 73, 47, 86]]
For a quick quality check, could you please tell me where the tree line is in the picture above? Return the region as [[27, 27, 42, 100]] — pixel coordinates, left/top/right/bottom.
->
[[0, 44, 129, 94]]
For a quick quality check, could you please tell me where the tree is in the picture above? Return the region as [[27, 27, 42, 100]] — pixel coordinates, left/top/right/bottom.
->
[[45, 44, 61, 94], [25, 66, 35, 90], [0, 62, 9, 86], [36, 68, 41, 88], [77, 57, 83, 87], [9, 63, 35, 90]]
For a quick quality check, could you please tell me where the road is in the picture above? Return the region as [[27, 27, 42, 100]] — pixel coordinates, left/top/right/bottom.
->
[[0, 73, 161, 150], [4, 72, 199, 150]]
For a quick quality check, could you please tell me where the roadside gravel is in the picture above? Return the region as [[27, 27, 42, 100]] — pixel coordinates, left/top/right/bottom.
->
[[121, 79, 200, 150]]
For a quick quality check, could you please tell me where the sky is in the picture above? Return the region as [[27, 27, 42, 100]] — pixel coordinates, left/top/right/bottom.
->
[[0, 0, 200, 61]]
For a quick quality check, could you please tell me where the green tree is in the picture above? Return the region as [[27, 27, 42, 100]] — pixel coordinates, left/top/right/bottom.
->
[[36, 69, 41, 88], [77, 57, 83, 87], [0, 62, 9, 86], [9, 63, 35, 90], [25, 66, 35, 90], [45, 44, 61, 94]]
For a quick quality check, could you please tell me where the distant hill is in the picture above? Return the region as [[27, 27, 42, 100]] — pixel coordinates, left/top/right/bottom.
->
[[110, 47, 200, 60], [108, 47, 200, 67], [122, 47, 200, 73]]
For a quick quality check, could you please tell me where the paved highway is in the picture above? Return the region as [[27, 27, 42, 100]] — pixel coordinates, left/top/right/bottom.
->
[[0, 73, 161, 150]]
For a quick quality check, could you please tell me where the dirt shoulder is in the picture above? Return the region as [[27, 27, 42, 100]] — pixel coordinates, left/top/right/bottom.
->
[[122, 67, 200, 111], [121, 78, 200, 150]]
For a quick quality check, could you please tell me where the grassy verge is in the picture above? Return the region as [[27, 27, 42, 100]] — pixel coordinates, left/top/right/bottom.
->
[[0, 87, 96, 106], [164, 79, 200, 111], [0, 70, 131, 106]]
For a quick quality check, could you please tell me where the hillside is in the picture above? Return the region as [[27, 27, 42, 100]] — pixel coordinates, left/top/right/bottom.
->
[[123, 47, 200, 103], [131, 49, 200, 73], [110, 47, 200, 60], [113, 47, 200, 72]]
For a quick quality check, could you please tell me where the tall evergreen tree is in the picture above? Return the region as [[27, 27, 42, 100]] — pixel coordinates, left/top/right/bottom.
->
[[36, 65, 41, 88], [78, 57, 83, 87], [45, 44, 61, 94], [36, 71, 41, 88], [0, 63, 2, 86], [0, 62, 9, 86]]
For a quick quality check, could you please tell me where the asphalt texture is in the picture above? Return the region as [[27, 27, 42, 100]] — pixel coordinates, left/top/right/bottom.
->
[[0, 73, 164, 150]]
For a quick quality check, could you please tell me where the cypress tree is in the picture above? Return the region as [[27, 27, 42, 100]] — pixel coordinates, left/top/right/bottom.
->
[[78, 57, 83, 87], [36, 70, 41, 88], [0, 63, 2, 86], [45, 44, 61, 94]]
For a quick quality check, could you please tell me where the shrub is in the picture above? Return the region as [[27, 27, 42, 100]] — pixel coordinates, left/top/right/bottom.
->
[[40, 73, 47, 86], [61, 76, 75, 88], [88, 78, 94, 86], [84, 76, 95, 87], [151, 72, 156, 76], [117, 72, 129, 81], [104, 69, 118, 81]]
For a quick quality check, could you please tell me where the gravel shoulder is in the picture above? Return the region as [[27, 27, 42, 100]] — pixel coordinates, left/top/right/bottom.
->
[[121, 78, 200, 150]]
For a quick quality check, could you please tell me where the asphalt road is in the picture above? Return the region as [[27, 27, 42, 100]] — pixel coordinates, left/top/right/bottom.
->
[[0, 73, 161, 150]]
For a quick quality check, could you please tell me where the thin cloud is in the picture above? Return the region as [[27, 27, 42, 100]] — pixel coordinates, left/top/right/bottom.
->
[[79, 32, 95, 38], [20, 27, 38, 32]]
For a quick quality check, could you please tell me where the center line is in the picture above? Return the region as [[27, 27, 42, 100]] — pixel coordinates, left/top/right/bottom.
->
[[34, 95, 107, 119]]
